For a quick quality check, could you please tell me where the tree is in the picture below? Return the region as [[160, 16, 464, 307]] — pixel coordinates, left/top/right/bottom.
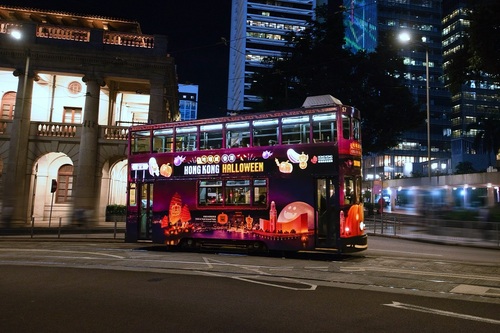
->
[[447, 0, 500, 91], [467, 0, 500, 77], [455, 161, 476, 175], [249, 5, 423, 154], [467, 115, 500, 167]]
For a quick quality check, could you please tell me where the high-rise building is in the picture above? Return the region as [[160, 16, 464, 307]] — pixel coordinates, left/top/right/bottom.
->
[[227, 0, 316, 112], [442, 0, 500, 171], [178, 84, 199, 121], [343, 0, 378, 53], [362, 0, 452, 180]]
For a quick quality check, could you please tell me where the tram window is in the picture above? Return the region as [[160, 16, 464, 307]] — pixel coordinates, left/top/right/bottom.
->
[[199, 180, 223, 206], [312, 113, 336, 143], [253, 179, 267, 206], [153, 128, 174, 153], [282, 115, 310, 144], [176, 126, 198, 151], [253, 119, 278, 146], [353, 118, 360, 140], [225, 180, 250, 205], [342, 115, 351, 139], [131, 130, 150, 154], [226, 121, 250, 148], [129, 183, 137, 207], [343, 177, 355, 204], [200, 124, 223, 150]]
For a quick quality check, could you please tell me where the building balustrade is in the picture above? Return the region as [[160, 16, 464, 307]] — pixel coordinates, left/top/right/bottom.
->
[[103, 31, 154, 48], [0, 120, 128, 141], [1, 21, 155, 49], [36, 122, 78, 138], [102, 126, 129, 140], [36, 25, 90, 42]]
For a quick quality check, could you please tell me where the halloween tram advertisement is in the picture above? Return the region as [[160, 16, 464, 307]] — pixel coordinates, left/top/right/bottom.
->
[[126, 146, 367, 253]]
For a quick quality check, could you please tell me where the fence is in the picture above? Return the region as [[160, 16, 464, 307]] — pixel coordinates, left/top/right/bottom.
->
[[365, 213, 500, 248], [0, 217, 125, 240]]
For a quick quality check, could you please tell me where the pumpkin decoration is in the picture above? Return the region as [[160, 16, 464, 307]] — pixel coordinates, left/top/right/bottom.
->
[[217, 212, 228, 224], [343, 204, 363, 236], [275, 158, 293, 173], [160, 163, 173, 177]]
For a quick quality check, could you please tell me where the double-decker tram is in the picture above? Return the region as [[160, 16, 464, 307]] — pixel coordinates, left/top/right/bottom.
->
[[125, 95, 367, 253]]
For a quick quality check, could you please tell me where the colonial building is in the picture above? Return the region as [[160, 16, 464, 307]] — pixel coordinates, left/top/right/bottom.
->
[[0, 5, 179, 226]]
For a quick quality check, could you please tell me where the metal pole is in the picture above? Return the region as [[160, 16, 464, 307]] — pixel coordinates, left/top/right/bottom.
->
[[426, 48, 431, 180], [49, 192, 54, 227]]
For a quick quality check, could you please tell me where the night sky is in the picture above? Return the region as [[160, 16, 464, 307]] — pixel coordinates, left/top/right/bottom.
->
[[1, 0, 232, 118]]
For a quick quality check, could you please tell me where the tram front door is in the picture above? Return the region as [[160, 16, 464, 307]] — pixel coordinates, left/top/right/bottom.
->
[[137, 183, 153, 240], [315, 178, 339, 248]]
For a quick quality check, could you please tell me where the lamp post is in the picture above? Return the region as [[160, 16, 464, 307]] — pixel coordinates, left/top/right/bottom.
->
[[2, 28, 32, 226], [11, 30, 30, 120], [398, 32, 431, 180]]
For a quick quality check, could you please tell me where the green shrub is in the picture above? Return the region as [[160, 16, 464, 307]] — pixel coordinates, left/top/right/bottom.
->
[[106, 204, 126, 215]]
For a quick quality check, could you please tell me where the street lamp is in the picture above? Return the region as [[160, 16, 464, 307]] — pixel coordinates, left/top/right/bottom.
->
[[2, 28, 32, 226], [398, 32, 431, 180], [11, 29, 31, 119]]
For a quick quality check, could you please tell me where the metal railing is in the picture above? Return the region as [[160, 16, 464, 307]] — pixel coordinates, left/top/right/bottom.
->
[[365, 213, 500, 248]]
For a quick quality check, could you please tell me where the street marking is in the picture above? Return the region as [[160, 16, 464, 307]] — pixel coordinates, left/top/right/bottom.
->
[[0, 248, 124, 259], [375, 249, 442, 256], [304, 266, 329, 271], [202, 257, 214, 269], [339, 267, 366, 272], [383, 301, 500, 325], [202, 257, 271, 275], [451, 284, 500, 297], [232, 276, 317, 291], [339, 266, 500, 282], [200, 271, 317, 291]]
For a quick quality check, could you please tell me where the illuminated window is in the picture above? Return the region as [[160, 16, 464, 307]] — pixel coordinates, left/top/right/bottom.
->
[[63, 107, 82, 123], [1, 91, 16, 120]]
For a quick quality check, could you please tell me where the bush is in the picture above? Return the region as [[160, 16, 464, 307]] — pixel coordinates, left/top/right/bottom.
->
[[106, 204, 126, 215]]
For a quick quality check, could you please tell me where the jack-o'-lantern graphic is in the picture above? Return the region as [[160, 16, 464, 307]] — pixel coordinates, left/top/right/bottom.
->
[[217, 212, 228, 224], [275, 158, 293, 173], [160, 163, 173, 177]]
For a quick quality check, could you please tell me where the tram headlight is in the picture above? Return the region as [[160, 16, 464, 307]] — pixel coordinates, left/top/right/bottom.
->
[[359, 221, 365, 231]]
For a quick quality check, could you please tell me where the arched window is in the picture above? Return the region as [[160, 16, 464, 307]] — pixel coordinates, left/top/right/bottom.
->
[[55, 164, 74, 203], [1, 91, 16, 120]]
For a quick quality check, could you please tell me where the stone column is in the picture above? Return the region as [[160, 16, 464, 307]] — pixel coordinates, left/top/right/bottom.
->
[[148, 78, 168, 123], [72, 75, 103, 225], [1, 58, 35, 227]]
